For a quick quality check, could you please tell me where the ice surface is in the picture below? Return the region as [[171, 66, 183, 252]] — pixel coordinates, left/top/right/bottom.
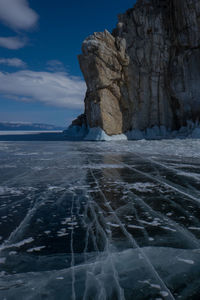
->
[[85, 127, 127, 141], [0, 140, 200, 299], [63, 125, 88, 140]]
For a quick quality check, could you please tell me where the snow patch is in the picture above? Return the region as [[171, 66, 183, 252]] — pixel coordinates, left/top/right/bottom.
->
[[130, 182, 157, 193], [0, 186, 23, 196], [177, 258, 194, 265], [188, 227, 200, 231], [47, 186, 66, 192], [128, 224, 144, 230], [160, 291, 169, 297], [0, 237, 34, 251], [106, 222, 120, 228], [27, 246, 46, 253]]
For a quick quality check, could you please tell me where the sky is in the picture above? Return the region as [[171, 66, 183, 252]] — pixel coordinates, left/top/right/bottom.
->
[[0, 0, 135, 126]]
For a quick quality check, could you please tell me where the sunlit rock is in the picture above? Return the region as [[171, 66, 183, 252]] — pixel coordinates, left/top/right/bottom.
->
[[72, 0, 200, 136]]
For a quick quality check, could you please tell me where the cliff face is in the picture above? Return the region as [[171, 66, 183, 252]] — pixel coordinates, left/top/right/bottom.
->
[[76, 0, 200, 135]]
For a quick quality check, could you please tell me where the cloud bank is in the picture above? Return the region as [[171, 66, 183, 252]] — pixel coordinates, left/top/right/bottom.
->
[[0, 0, 38, 49], [46, 60, 66, 72], [0, 36, 27, 49], [0, 58, 26, 68], [0, 70, 86, 109], [0, 0, 38, 31]]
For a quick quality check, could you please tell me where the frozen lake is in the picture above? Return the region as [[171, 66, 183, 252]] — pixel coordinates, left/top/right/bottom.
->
[[0, 140, 200, 299]]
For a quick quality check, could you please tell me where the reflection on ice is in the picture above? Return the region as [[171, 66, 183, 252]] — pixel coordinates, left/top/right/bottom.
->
[[0, 140, 200, 299]]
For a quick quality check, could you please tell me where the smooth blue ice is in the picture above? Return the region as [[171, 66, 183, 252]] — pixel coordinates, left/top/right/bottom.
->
[[0, 140, 200, 299]]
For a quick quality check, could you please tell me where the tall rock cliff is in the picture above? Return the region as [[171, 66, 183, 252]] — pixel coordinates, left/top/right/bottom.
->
[[74, 0, 200, 136]]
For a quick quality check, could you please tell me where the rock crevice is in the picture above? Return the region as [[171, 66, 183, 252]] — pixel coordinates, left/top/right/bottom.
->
[[74, 0, 200, 136]]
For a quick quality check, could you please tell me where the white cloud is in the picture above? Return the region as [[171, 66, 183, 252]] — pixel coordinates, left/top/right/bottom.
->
[[0, 70, 86, 109], [0, 58, 26, 68], [0, 36, 27, 49], [46, 60, 66, 72], [0, 0, 38, 31]]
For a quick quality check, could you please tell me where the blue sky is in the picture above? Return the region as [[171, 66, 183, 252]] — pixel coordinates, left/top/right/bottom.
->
[[0, 0, 135, 126]]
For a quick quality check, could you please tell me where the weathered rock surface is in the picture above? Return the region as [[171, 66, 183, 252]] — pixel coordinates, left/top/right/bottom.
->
[[74, 0, 200, 135]]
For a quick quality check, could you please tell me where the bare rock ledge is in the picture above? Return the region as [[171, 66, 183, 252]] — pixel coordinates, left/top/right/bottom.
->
[[71, 0, 200, 137]]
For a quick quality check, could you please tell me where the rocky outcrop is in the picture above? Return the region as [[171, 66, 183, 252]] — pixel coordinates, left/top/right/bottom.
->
[[73, 0, 200, 136], [78, 30, 130, 135]]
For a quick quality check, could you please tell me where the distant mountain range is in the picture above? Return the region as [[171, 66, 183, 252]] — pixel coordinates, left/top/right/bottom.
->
[[0, 122, 64, 131]]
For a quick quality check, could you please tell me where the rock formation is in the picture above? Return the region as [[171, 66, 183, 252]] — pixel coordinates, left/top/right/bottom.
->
[[73, 0, 200, 136]]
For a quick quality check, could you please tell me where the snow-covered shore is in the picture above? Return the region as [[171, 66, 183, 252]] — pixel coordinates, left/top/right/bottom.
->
[[64, 121, 200, 141]]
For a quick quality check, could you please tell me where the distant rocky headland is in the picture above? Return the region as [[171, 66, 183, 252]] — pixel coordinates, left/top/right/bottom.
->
[[65, 0, 200, 140], [0, 122, 63, 131]]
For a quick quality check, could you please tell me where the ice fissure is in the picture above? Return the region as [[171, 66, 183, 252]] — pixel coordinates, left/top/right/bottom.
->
[[1, 142, 200, 298]]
